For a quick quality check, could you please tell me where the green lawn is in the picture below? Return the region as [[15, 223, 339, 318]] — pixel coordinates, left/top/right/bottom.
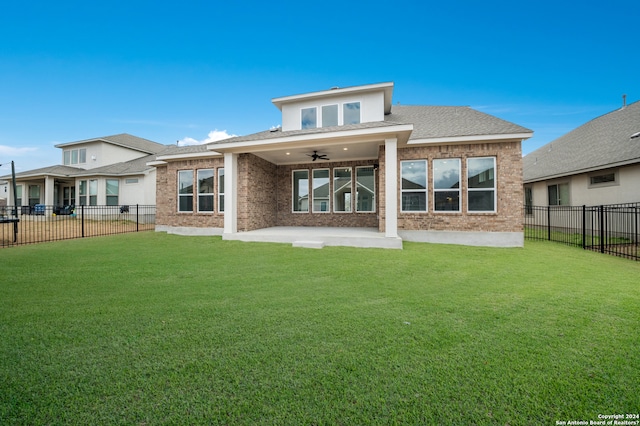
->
[[1, 233, 639, 425]]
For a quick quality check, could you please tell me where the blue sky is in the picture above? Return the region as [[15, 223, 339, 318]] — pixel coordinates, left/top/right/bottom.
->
[[1, 0, 638, 174]]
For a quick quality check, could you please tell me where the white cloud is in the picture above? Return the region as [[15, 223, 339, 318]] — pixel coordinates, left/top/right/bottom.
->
[[178, 129, 237, 146], [0, 145, 37, 157]]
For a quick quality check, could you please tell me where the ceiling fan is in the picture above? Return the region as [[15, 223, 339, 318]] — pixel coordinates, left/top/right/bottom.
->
[[307, 151, 330, 161]]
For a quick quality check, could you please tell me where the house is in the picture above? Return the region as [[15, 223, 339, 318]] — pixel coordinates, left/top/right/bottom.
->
[[2, 134, 166, 212], [152, 82, 532, 248], [523, 100, 640, 207]]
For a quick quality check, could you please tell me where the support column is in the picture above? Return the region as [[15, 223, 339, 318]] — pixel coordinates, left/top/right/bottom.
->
[[223, 152, 238, 235], [44, 176, 55, 216], [384, 138, 398, 238]]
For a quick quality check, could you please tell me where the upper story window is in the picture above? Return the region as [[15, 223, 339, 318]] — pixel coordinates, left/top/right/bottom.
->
[[300, 102, 361, 129], [63, 148, 86, 165], [343, 102, 361, 125], [322, 104, 338, 127], [301, 107, 317, 129]]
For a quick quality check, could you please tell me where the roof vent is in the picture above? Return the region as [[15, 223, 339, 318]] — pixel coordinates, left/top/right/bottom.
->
[[269, 125, 281, 133], [631, 131, 640, 139], [330, 86, 340, 90], [622, 94, 627, 108]]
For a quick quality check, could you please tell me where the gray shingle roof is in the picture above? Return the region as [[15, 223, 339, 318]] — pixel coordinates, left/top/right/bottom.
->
[[55, 133, 167, 154], [73, 154, 158, 176], [386, 105, 532, 139], [2, 165, 84, 179], [523, 100, 640, 182]]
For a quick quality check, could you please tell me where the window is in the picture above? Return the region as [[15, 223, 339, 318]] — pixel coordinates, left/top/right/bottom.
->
[[15, 185, 22, 206], [79, 180, 87, 205], [467, 157, 496, 212], [401, 160, 427, 212], [63, 186, 75, 206], [63, 148, 87, 165], [548, 183, 569, 206], [356, 166, 375, 212], [343, 102, 361, 125], [333, 168, 352, 212], [89, 180, 98, 206], [106, 179, 119, 206], [28, 185, 40, 206], [197, 169, 214, 212], [218, 168, 225, 213], [433, 159, 461, 212], [293, 170, 309, 212], [125, 178, 139, 184], [312, 169, 330, 212], [322, 104, 338, 127], [524, 186, 533, 215], [589, 172, 617, 186], [301, 107, 317, 129], [178, 170, 194, 212]]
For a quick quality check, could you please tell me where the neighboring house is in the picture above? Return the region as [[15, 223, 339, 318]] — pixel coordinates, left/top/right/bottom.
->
[[523, 100, 640, 207], [152, 82, 532, 247], [1, 134, 167, 212]]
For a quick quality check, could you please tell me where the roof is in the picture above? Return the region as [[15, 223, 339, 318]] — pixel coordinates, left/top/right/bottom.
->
[[2, 165, 85, 180], [54, 133, 167, 155], [386, 105, 532, 140], [201, 104, 531, 147], [523, 100, 640, 182]]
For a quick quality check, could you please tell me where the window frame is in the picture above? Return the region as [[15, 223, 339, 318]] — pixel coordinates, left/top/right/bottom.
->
[[400, 160, 428, 213], [177, 170, 194, 213], [343, 101, 361, 125], [433, 158, 461, 213], [292, 169, 310, 213], [218, 168, 225, 213], [548, 182, 569, 206], [78, 180, 87, 206], [301, 107, 317, 129], [312, 168, 331, 213], [467, 157, 496, 213], [588, 170, 618, 188], [355, 166, 376, 213], [321, 104, 339, 128], [89, 180, 98, 206], [197, 169, 215, 213], [106, 179, 119, 206], [333, 167, 353, 213]]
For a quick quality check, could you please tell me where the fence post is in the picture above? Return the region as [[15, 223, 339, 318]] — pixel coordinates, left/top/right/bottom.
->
[[547, 206, 551, 241], [582, 205, 586, 250], [81, 205, 85, 238], [599, 205, 604, 253], [136, 204, 139, 232]]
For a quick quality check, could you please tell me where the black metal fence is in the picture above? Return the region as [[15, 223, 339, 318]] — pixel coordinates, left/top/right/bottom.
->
[[0, 204, 156, 248], [525, 203, 640, 261]]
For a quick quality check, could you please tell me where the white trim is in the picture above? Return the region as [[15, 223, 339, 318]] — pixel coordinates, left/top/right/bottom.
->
[[272, 82, 394, 112], [408, 132, 532, 145], [467, 157, 497, 213], [399, 230, 523, 248], [223, 153, 238, 234], [384, 138, 398, 238], [155, 151, 222, 161], [292, 169, 310, 213], [206, 124, 414, 152]]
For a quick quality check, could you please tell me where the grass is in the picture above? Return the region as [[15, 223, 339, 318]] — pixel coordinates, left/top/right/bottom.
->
[[1, 233, 639, 425]]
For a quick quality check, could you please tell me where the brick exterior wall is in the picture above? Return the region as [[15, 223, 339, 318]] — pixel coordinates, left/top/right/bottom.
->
[[275, 160, 379, 228], [388, 141, 523, 233], [155, 157, 225, 229], [237, 154, 278, 231], [156, 141, 523, 234]]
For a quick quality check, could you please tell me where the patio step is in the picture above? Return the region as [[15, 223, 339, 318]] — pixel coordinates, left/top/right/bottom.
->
[[292, 240, 325, 249]]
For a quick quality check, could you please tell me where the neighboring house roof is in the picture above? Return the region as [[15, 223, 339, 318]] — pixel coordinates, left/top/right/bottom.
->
[[73, 154, 160, 176], [55, 133, 167, 155], [523, 100, 640, 183], [2, 165, 85, 180]]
